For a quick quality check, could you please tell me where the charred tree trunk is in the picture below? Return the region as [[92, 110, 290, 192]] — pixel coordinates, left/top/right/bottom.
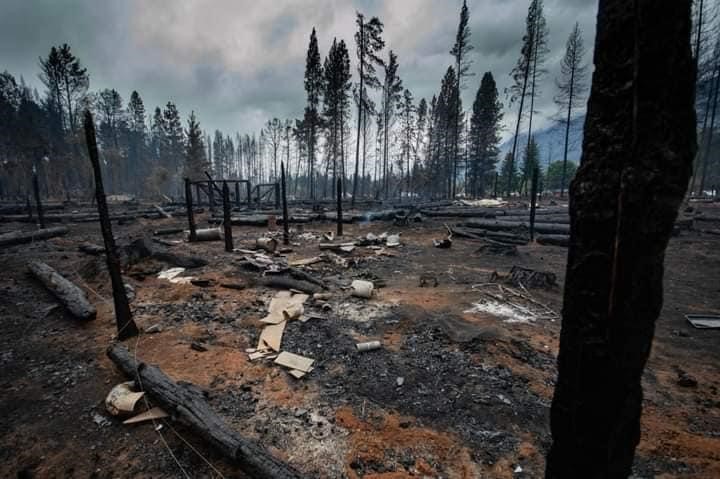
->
[[546, 1, 696, 477], [84, 110, 139, 340], [185, 178, 197, 242], [281, 162, 289, 245], [32, 167, 44, 229], [336, 177, 343, 237], [222, 181, 234, 252]]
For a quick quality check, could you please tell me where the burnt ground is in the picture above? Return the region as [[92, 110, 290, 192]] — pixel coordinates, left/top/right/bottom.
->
[[1, 203, 719, 478]]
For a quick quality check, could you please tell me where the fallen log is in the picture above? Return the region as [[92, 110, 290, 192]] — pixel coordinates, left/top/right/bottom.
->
[[536, 234, 570, 247], [260, 276, 321, 294], [420, 208, 497, 218], [78, 242, 106, 255], [0, 226, 69, 248], [107, 345, 305, 479], [28, 261, 96, 320], [153, 227, 184, 236], [503, 214, 570, 224], [448, 226, 528, 245], [461, 219, 570, 235], [124, 238, 208, 268], [209, 215, 269, 227]]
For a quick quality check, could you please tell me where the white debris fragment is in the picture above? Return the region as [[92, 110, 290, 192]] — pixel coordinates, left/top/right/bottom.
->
[[157, 267, 194, 284], [464, 299, 537, 323]]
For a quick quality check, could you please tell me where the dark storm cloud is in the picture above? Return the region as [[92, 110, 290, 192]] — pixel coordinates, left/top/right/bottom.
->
[[0, 0, 598, 138]]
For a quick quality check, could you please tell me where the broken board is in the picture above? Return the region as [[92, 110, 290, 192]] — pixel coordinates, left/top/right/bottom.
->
[[274, 351, 314, 372]]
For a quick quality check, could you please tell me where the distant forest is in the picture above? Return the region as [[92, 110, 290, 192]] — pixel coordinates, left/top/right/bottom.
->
[[1, 0, 718, 201]]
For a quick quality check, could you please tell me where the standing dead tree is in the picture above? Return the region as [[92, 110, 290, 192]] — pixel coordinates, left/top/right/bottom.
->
[[546, 1, 696, 477], [84, 110, 139, 340]]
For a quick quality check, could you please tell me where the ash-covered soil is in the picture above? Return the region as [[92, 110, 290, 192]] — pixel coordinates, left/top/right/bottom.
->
[[1, 202, 719, 478]]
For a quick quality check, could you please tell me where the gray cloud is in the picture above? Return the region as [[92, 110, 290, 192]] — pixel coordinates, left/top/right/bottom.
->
[[0, 0, 597, 140]]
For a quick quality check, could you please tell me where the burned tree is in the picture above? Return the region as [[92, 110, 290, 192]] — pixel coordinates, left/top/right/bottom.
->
[[546, 1, 696, 477], [84, 110, 139, 340]]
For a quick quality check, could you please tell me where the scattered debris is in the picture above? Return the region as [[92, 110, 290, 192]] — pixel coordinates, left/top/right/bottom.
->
[[686, 314, 720, 329], [274, 351, 315, 374], [123, 406, 169, 425], [191, 341, 208, 352], [289, 256, 324, 267], [491, 266, 557, 288], [105, 381, 145, 416], [190, 278, 214, 287], [433, 237, 452, 248], [356, 340, 382, 352], [260, 291, 308, 325], [258, 321, 287, 352], [157, 267, 194, 284], [386, 234, 401, 247], [256, 237, 278, 253], [419, 273, 439, 287], [351, 279, 374, 298], [465, 299, 538, 324], [145, 323, 163, 334]]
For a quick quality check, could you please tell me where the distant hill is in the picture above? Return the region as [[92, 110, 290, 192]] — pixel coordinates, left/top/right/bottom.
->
[[499, 114, 585, 168]]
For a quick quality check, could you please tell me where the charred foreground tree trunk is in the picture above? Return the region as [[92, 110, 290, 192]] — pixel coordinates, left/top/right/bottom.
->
[[546, 2, 696, 478]]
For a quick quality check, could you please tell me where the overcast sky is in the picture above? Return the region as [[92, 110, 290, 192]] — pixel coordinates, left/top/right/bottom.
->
[[0, 0, 598, 140]]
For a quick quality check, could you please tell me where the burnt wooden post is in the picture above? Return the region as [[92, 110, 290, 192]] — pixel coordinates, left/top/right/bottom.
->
[[281, 162, 289, 245], [529, 167, 539, 241], [234, 181, 241, 207], [208, 180, 215, 211], [222, 181, 233, 252], [545, 1, 696, 477], [185, 178, 197, 242], [246, 181, 252, 205], [274, 182, 281, 209], [26, 195, 33, 221], [336, 177, 343, 237], [83, 110, 138, 340], [195, 183, 202, 206], [32, 165, 44, 229], [493, 172, 499, 199]]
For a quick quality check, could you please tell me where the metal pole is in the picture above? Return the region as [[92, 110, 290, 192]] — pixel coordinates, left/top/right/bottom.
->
[[222, 181, 233, 252], [281, 162, 289, 245]]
